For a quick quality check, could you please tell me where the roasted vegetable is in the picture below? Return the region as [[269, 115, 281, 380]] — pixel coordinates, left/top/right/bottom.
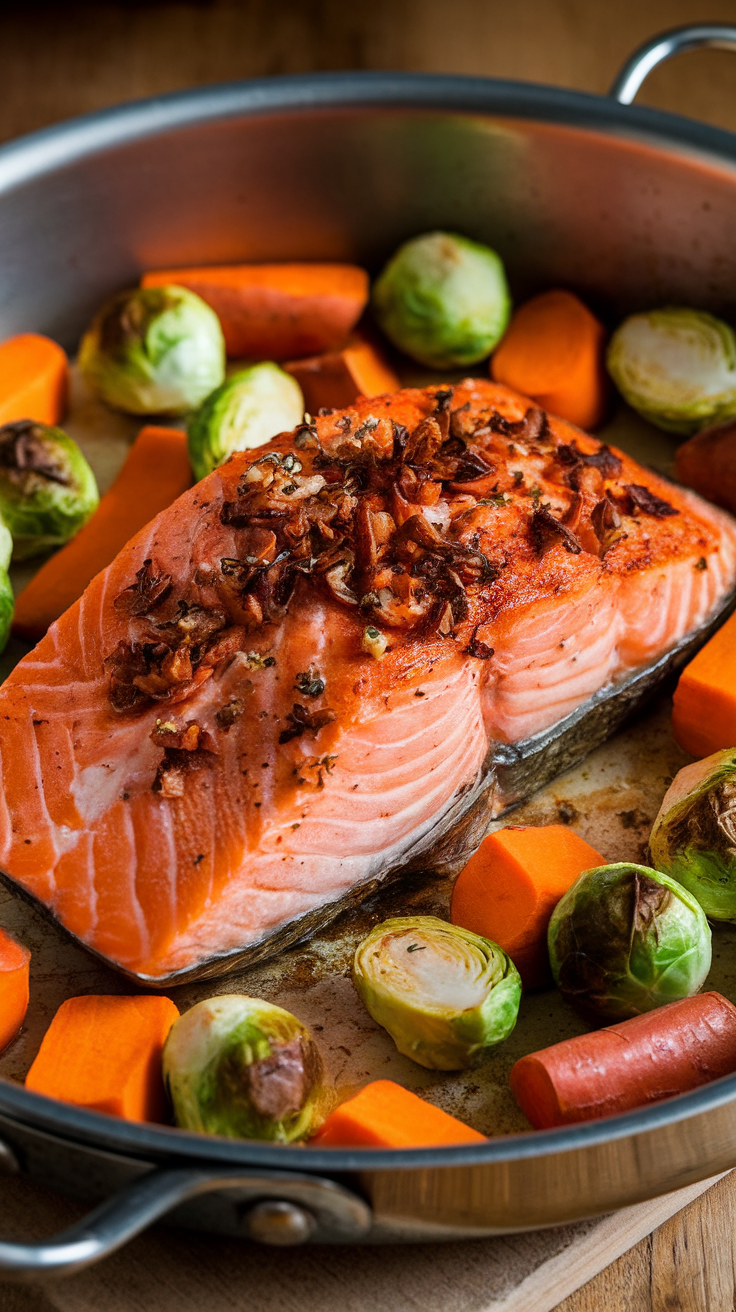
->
[[13, 425, 190, 640], [187, 362, 304, 481], [0, 927, 29, 1053], [650, 749, 736, 920], [142, 262, 369, 360], [371, 231, 511, 368], [353, 915, 521, 1070], [675, 417, 736, 514], [490, 290, 608, 430], [0, 333, 68, 427], [548, 863, 711, 1022], [79, 285, 225, 416], [511, 992, 736, 1129], [163, 995, 323, 1142], [450, 825, 605, 989], [0, 420, 98, 560], [25, 995, 179, 1122], [607, 308, 736, 435], [310, 1079, 486, 1148]]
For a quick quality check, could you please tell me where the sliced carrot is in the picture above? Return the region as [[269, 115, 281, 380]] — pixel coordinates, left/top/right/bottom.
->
[[490, 290, 608, 431], [309, 1079, 486, 1148], [25, 994, 180, 1122], [510, 992, 736, 1129], [0, 333, 68, 427], [0, 927, 30, 1053], [141, 263, 369, 361], [672, 610, 736, 758], [13, 425, 191, 640], [284, 333, 400, 413], [450, 825, 605, 988]]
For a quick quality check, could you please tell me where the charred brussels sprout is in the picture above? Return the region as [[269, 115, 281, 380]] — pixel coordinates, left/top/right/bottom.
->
[[162, 995, 323, 1142], [79, 285, 225, 416], [650, 750, 736, 920], [607, 309, 736, 435], [187, 362, 304, 481], [548, 863, 711, 1022], [353, 915, 521, 1070], [0, 420, 98, 560], [371, 231, 511, 369]]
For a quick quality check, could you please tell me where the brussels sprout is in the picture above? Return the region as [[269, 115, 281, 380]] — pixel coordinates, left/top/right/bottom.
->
[[0, 420, 98, 560], [187, 363, 304, 481], [650, 749, 736, 920], [79, 285, 225, 416], [371, 231, 511, 369], [607, 309, 736, 435], [0, 519, 13, 653], [162, 995, 323, 1142], [548, 863, 711, 1022], [353, 915, 521, 1070]]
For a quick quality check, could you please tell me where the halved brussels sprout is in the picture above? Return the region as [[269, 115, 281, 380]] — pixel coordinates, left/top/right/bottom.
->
[[371, 231, 511, 369], [548, 862, 711, 1022], [0, 521, 13, 653], [0, 420, 98, 560], [79, 285, 226, 416], [650, 749, 736, 920], [607, 309, 736, 435], [187, 362, 304, 481], [162, 995, 323, 1142], [353, 915, 521, 1070]]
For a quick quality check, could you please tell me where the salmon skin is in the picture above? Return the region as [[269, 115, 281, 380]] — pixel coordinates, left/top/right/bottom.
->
[[0, 380, 735, 985]]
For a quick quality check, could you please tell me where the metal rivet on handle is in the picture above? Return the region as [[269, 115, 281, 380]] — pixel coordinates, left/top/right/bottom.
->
[[244, 1199, 317, 1246]]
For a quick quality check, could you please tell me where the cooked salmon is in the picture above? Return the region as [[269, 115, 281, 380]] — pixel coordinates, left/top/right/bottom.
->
[[0, 380, 734, 983]]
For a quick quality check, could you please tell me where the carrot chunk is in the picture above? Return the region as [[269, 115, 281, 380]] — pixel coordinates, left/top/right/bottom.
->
[[13, 425, 191, 640], [0, 333, 68, 427], [490, 290, 608, 430], [450, 825, 605, 988], [141, 264, 369, 361], [25, 994, 180, 1122], [511, 992, 736, 1129], [309, 1079, 486, 1148], [283, 333, 400, 414], [0, 927, 30, 1053], [672, 610, 736, 758]]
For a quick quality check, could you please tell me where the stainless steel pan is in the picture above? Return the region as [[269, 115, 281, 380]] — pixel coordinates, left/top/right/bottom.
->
[[1, 22, 736, 1278]]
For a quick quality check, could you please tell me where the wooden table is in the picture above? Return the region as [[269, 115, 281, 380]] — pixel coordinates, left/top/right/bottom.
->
[[2, 1, 736, 1307]]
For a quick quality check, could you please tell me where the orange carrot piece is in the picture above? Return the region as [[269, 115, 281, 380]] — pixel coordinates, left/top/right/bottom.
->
[[142, 263, 369, 361], [510, 992, 736, 1129], [491, 290, 608, 430], [0, 927, 30, 1053], [309, 1079, 486, 1148], [450, 825, 605, 988], [671, 609, 736, 758], [0, 333, 68, 427], [25, 994, 179, 1122], [675, 419, 736, 514], [284, 333, 400, 414], [13, 425, 191, 640]]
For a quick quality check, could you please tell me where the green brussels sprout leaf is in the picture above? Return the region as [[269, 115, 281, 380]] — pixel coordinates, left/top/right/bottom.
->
[[163, 995, 323, 1142], [371, 231, 512, 369], [607, 309, 736, 435], [79, 285, 226, 416], [353, 915, 521, 1070], [187, 362, 304, 481], [548, 862, 712, 1022], [650, 749, 736, 921], [0, 421, 99, 560]]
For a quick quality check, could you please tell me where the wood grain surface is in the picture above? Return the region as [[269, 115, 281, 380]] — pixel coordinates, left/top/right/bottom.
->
[[1, 1, 736, 1308]]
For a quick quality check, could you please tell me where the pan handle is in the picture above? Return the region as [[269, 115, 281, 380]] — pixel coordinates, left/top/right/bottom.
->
[[0, 1163, 372, 1280], [610, 23, 736, 104]]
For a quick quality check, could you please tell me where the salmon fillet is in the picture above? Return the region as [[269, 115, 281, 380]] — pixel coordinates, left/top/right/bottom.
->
[[0, 379, 734, 983]]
